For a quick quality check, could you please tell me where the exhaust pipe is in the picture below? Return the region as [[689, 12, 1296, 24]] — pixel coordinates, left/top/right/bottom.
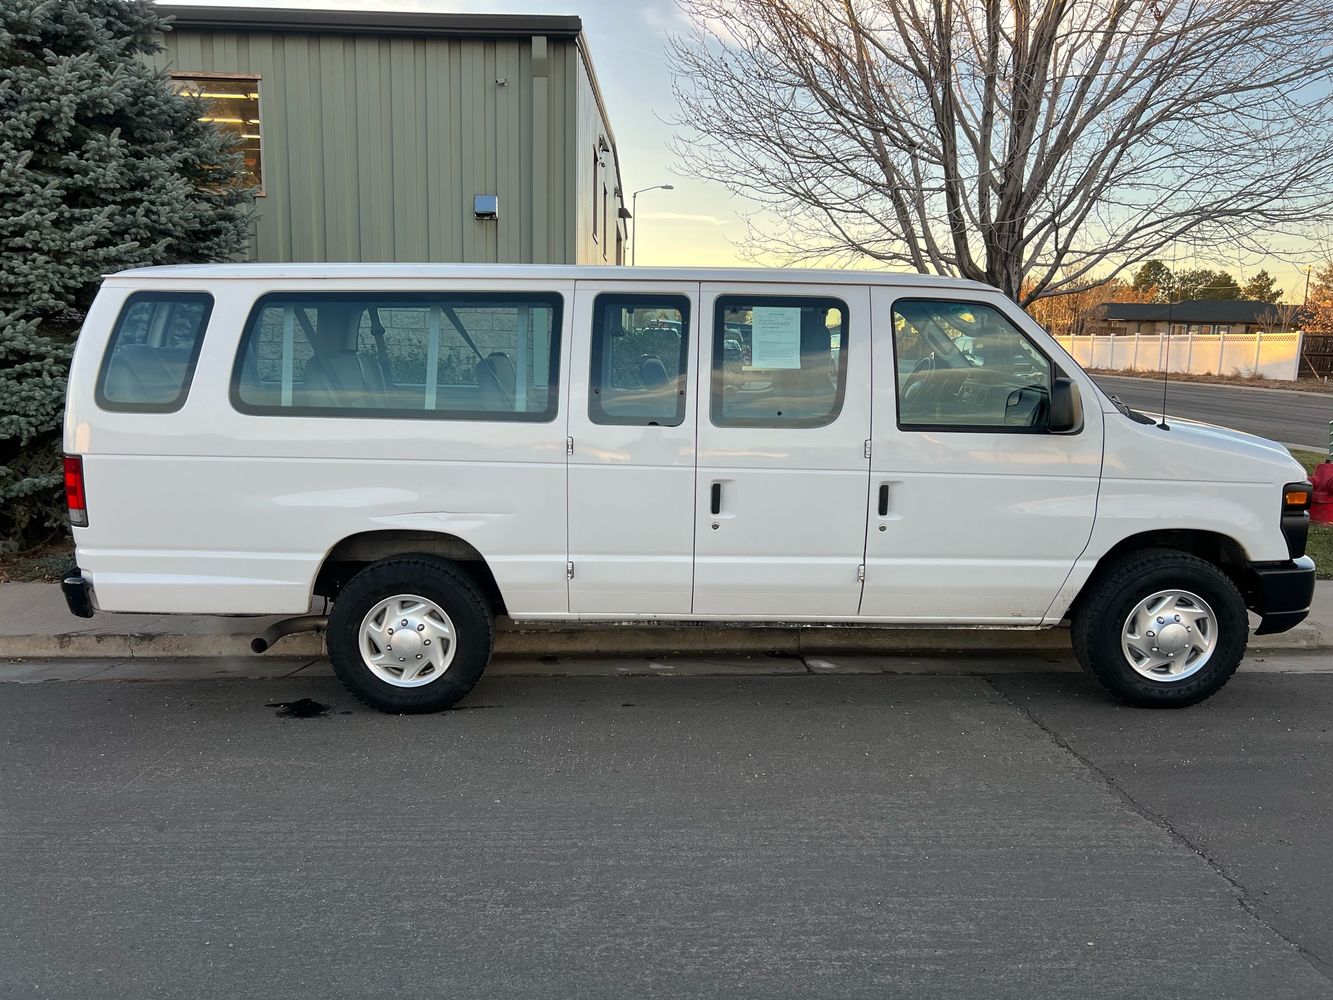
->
[[251, 615, 328, 654]]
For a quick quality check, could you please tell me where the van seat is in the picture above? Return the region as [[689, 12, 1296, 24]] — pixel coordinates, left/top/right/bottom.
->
[[302, 351, 386, 408], [474, 352, 516, 410]]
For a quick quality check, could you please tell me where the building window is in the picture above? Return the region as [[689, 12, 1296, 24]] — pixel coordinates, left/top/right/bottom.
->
[[172, 74, 263, 190], [1217, 325, 1231, 335]]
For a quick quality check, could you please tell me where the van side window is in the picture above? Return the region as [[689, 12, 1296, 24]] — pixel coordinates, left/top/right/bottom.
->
[[96, 292, 213, 413], [711, 295, 847, 428], [231, 292, 562, 421], [589, 294, 689, 426], [892, 299, 1053, 430]]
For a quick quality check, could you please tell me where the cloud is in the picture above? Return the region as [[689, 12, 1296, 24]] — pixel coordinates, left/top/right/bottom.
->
[[642, 3, 691, 34], [638, 211, 732, 226]]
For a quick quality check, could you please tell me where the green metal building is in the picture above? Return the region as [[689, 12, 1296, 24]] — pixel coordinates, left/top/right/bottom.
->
[[153, 5, 627, 265]]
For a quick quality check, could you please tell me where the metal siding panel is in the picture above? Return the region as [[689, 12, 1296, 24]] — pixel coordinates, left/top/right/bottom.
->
[[257, 33, 290, 262], [462, 43, 479, 261], [318, 35, 347, 260], [339, 34, 363, 259], [494, 41, 507, 262], [217, 32, 237, 69], [389, 38, 409, 261], [173, 32, 203, 69], [484, 41, 498, 263], [502, 41, 522, 263], [370, 39, 395, 259], [283, 35, 325, 260], [522, 39, 538, 266], [353, 38, 378, 260], [423, 40, 444, 260], [559, 44, 578, 264], [448, 41, 466, 260], [412, 39, 430, 260]]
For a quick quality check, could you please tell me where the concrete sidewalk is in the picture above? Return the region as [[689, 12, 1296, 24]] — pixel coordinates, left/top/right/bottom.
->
[[2, 580, 1330, 661]]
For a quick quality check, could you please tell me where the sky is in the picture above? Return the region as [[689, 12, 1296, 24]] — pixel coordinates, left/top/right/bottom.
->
[[162, 0, 1322, 299]]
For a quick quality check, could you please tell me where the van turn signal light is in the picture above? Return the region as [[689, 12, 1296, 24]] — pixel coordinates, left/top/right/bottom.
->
[[1283, 485, 1313, 511]]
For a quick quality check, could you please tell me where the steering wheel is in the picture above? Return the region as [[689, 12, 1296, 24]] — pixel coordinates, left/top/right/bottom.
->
[[901, 353, 937, 413]]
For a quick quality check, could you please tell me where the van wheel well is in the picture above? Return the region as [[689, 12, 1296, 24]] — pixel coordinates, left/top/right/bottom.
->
[[1070, 530, 1256, 619], [313, 530, 506, 616]]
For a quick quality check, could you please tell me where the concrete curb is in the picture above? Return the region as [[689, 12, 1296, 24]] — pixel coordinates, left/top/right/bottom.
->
[[4, 650, 1332, 685], [2, 615, 1329, 661]]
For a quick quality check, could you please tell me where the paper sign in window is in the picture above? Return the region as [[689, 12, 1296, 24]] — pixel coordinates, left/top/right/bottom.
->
[[748, 307, 801, 370]]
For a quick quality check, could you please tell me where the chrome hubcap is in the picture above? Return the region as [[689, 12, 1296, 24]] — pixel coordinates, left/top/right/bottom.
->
[[359, 594, 456, 687], [1121, 589, 1217, 681]]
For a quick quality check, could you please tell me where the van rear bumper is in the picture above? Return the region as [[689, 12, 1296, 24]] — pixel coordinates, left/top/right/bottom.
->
[[1250, 557, 1316, 635], [61, 572, 96, 619]]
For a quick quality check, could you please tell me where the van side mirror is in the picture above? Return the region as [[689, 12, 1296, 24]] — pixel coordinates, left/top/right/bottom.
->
[[1050, 377, 1083, 433]]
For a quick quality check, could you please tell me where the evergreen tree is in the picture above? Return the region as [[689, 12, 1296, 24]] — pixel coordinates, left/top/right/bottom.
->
[[1131, 259, 1174, 301], [1241, 269, 1283, 304], [0, 0, 251, 553], [1174, 268, 1242, 301]]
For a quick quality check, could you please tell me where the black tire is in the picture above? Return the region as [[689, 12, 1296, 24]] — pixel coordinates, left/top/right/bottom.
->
[[1071, 548, 1248, 708], [327, 555, 493, 713]]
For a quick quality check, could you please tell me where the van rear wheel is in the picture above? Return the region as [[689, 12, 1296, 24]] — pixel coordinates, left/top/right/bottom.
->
[[1071, 549, 1248, 708], [327, 556, 493, 713]]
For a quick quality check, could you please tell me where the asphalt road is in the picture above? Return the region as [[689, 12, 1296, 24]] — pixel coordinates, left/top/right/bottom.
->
[[2, 668, 1331, 998], [1093, 375, 1332, 450]]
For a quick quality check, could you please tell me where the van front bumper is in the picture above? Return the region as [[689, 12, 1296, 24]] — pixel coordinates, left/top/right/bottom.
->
[[61, 572, 95, 619], [1250, 557, 1316, 635]]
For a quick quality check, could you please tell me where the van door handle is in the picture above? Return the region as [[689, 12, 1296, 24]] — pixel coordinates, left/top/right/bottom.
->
[[878, 484, 890, 517], [711, 482, 722, 516]]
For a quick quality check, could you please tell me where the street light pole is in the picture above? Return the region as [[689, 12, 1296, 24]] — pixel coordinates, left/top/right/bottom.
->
[[631, 183, 673, 266]]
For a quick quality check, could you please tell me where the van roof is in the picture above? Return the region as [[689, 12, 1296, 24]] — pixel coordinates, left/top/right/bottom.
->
[[105, 263, 998, 291]]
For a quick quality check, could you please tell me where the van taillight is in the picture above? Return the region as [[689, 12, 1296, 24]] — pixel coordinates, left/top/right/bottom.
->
[[64, 455, 87, 527]]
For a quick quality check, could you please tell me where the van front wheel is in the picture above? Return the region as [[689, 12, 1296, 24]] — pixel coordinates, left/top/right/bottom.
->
[[327, 556, 493, 713], [1071, 549, 1248, 708]]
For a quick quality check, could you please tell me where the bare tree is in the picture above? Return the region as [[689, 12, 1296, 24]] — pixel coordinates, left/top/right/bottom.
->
[[669, 0, 1333, 305], [1255, 302, 1302, 335]]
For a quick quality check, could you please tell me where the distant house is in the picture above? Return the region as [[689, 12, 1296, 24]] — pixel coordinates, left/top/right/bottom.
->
[[1098, 300, 1297, 336]]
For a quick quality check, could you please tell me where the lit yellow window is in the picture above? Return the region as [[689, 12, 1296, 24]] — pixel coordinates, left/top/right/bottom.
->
[[172, 74, 262, 190]]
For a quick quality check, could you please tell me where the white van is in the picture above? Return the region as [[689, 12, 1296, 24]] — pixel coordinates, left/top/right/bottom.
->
[[62, 265, 1316, 712]]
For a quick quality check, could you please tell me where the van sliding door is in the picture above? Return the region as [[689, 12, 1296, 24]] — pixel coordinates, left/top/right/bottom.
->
[[691, 282, 872, 618]]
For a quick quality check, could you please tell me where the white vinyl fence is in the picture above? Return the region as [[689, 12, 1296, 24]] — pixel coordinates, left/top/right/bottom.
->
[[1056, 331, 1303, 381]]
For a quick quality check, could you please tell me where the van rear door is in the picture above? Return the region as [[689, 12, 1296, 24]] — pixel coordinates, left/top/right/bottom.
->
[[566, 280, 699, 615]]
